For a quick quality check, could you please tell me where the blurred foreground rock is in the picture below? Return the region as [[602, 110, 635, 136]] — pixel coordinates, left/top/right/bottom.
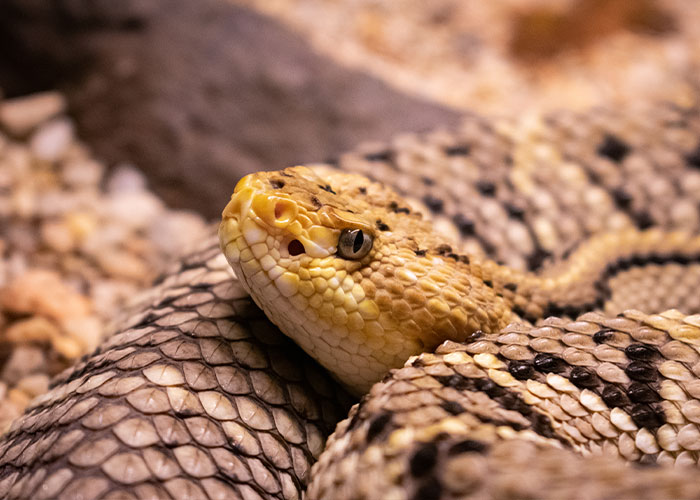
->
[[0, 0, 461, 217]]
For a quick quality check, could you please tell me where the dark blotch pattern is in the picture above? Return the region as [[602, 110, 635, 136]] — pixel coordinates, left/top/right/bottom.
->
[[409, 442, 438, 478], [508, 361, 534, 380], [597, 134, 631, 162]]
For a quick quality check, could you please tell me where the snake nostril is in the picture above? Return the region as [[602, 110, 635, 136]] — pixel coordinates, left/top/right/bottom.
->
[[288, 239, 305, 256]]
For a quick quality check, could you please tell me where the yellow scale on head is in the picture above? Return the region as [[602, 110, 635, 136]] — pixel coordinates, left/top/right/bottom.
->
[[219, 166, 513, 395]]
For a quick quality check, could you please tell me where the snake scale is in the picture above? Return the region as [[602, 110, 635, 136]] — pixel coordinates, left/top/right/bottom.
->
[[2, 91, 700, 499]]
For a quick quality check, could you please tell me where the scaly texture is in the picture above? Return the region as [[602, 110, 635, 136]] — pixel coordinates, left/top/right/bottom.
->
[[0, 237, 351, 499], [2, 92, 700, 498]]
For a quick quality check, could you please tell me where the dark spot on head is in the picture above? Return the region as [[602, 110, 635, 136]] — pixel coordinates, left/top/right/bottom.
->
[[475, 180, 496, 196], [270, 178, 285, 189], [409, 441, 438, 478], [508, 360, 534, 380], [412, 477, 442, 500], [625, 362, 658, 382], [310, 196, 322, 209], [601, 385, 628, 408], [627, 383, 660, 403], [440, 401, 465, 416], [364, 150, 393, 162], [415, 249, 427, 256], [569, 367, 599, 388], [318, 184, 336, 195], [447, 439, 488, 455], [630, 405, 665, 429], [593, 329, 614, 344], [366, 412, 393, 442], [445, 144, 471, 156], [423, 195, 444, 214], [475, 378, 504, 398], [358, 186, 367, 195], [597, 134, 630, 163], [482, 279, 493, 288], [435, 244, 452, 255], [458, 255, 470, 264], [512, 305, 526, 318], [376, 220, 390, 231], [625, 344, 658, 361], [452, 214, 475, 236], [388, 201, 411, 214], [533, 353, 565, 373], [504, 283, 518, 292]]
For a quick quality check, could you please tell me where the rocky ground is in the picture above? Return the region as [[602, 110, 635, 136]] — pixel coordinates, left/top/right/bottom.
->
[[0, 91, 208, 431], [234, 0, 700, 113]]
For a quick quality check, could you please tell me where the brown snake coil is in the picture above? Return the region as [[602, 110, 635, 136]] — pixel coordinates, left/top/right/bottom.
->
[[2, 96, 700, 499]]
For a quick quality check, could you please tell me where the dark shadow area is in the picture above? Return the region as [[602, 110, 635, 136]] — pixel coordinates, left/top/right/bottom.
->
[[0, 0, 462, 217]]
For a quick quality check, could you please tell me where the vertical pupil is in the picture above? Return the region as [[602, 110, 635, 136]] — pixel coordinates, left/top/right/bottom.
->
[[353, 230, 364, 253]]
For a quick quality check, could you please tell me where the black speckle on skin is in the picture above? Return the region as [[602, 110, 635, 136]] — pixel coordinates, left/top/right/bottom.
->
[[612, 187, 633, 209], [440, 401, 465, 415], [526, 247, 552, 271], [569, 367, 599, 388], [505, 202, 525, 220], [318, 184, 336, 195], [409, 442, 438, 478], [625, 362, 658, 382], [593, 329, 614, 344], [685, 143, 700, 168], [447, 439, 488, 455], [376, 219, 390, 231], [270, 178, 285, 189], [452, 213, 475, 236], [366, 412, 393, 442], [389, 201, 411, 214], [504, 283, 518, 292], [508, 360, 534, 380], [358, 186, 367, 195], [435, 374, 471, 391], [627, 383, 661, 403], [423, 194, 444, 214], [630, 405, 665, 429], [482, 280, 493, 288], [310, 196, 322, 208], [412, 478, 443, 500], [445, 145, 470, 156], [601, 385, 628, 408], [597, 134, 631, 163], [625, 344, 658, 361], [364, 150, 393, 162], [475, 180, 496, 196], [415, 249, 427, 256], [635, 211, 655, 230], [422, 176, 435, 186], [533, 353, 565, 373], [435, 244, 453, 255]]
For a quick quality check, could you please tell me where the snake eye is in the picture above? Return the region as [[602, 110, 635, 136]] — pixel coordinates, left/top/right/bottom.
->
[[338, 229, 373, 260]]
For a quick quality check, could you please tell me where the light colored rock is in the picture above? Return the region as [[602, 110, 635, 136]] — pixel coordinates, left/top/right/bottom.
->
[[0, 346, 45, 385], [3, 316, 61, 344], [60, 315, 104, 352], [0, 91, 66, 136], [41, 219, 77, 253], [61, 159, 104, 188], [95, 249, 153, 283], [107, 163, 148, 193], [105, 190, 164, 231], [29, 118, 75, 162], [15, 374, 50, 398], [0, 269, 91, 320], [148, 211, 208, 257]]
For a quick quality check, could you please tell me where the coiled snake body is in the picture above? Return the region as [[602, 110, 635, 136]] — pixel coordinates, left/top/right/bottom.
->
[[3, 97, 700, 499]]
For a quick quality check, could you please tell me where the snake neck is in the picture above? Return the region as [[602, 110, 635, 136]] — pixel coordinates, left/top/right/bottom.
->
[[473, 228, 700, 324]]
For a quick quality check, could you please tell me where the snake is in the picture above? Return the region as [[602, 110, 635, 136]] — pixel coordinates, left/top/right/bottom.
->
[[2, 93, 700, 499]]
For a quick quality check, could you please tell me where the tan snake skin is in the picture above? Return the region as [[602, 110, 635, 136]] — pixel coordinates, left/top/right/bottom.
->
[[2, 92, 700, 498]]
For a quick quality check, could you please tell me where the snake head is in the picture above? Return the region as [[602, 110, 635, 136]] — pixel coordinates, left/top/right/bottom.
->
[[219, 166, 503, 395]]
